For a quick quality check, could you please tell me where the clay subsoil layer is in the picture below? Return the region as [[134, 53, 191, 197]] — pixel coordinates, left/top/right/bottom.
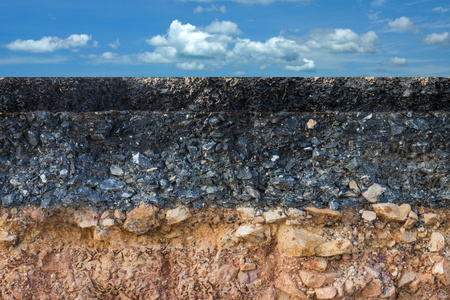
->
[[0, 203, 449, 299]]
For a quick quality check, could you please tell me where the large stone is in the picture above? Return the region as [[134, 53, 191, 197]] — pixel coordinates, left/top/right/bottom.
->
[[237, 206, 257, 220], [304, 207, 341, 224], [360, 279, 382, 297], [274, 272, 307, 299], [432, 258, 450, 285], [429, 232, 445, 252], [362, 184, 386, 203], [277, 225, 326, 257], [234, 224, 266, 239], [263, 207, 286, 223], [166, 206, 191, 225], [123, 202, 160, 235], [299, 270, 337, 288], [314, 240, 353, 257], [372, 203, 411, 222]]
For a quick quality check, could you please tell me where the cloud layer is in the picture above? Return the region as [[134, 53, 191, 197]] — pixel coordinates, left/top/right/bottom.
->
[[85, 20, 380, 72], [4, 34, 92, 53]]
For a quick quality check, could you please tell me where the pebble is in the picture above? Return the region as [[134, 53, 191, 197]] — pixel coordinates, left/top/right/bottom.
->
[[429, 232, 445, 252], [315, 286, 337, 299], [361, 210, 377, 222], [372, 203, 411, 222], [234, 224, 266, 239], [110, 165, 124, 176], [304, 207, 341, 224], [315, 240, 353, 257], [263, 207, 286, 223], [307, 119, 316, 129], [362, 183, 386, 203], [423, 213, 439, 226], [123, 202, 159, 235], [274, 272, 307, 299], [299, 270, 337, 288], [398, 271, 417, 288], [166, 206, 191, 225]]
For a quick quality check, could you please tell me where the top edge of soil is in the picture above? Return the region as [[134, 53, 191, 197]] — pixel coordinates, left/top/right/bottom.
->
[[1, 77, 449, 112]]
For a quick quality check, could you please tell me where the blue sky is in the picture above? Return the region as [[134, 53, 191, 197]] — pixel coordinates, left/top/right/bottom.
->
[[0, 0, 449, 76]]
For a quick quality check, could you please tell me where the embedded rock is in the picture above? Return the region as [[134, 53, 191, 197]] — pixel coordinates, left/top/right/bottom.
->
[[277, 225, 326, 257]]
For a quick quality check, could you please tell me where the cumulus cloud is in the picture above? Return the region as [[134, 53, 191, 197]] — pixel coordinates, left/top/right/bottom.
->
[[4, 34, 91, 53], [432, 7, 449, 13], [382, 57, 407, 66], [204, 20, 242, 35], [305, 29, 380, 53], [388, 17, 417, 33], [194, 5, 226, 13], [423, 32, 449, 45], [108, 39, 120, 49], [84, 20, 381, 73]]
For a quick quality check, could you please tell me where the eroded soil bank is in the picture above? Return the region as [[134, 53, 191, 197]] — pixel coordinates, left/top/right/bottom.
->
[[1, 203, 448, 299]]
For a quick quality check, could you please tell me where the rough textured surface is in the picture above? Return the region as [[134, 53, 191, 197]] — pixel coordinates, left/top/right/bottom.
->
[[0, 110, 449, 210], [0, 77, 449, 112], [1, 77, 449, 298]]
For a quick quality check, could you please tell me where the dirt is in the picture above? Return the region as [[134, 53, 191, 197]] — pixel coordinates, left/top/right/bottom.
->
[[0, 205, 449, 299]]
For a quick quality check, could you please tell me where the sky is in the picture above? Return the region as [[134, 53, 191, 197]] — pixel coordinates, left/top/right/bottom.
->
[[0, 0, 449, 76]]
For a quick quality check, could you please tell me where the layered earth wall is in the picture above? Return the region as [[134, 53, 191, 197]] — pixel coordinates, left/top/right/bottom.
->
[[0, 77, 449, 299]]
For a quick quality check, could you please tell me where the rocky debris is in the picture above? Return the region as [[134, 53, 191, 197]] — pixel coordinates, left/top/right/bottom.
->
[[277, 225, 326, 257], [166, 206, 191, 225], [372, 203, 411, 222], [0, 205, 448, 298], [0, 110, 449, 210], [362, 183, 386, 203], [123, 202, 160, 234]]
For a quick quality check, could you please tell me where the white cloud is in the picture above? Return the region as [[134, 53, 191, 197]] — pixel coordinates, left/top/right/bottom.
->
[[305, 29, 380, 53], [108, 39, 120, 49], [176, 62, 206, 70], [194, 5, 226, 13], [432, 7, 449, 13], [423, 32, 449, 45], [388, 17, 417, 33], [204, 20, 242, 35], [4, 34, 91, 53], [382, 57, 407, 66], [83, 20, 381, 73]]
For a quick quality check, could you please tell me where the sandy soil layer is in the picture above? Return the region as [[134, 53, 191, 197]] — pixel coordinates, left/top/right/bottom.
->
[[0, 203, 448, 299]]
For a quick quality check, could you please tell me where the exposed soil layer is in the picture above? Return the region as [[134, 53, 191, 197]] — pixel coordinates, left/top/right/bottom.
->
[[1, 204, 449, 299]]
